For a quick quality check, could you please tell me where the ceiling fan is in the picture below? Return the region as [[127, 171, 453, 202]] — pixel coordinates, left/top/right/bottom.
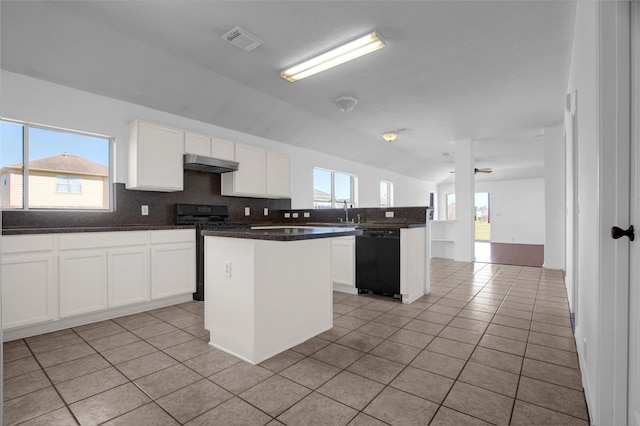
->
[[450, 167, 493, 174]]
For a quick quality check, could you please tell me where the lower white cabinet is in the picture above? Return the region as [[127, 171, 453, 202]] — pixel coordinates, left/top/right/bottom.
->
[[331, 236, 355, 291], [2, 253, 56, 328], [109, 247, 149, 307], [59, 250, 108, 318], [151, 242, 195, 299]]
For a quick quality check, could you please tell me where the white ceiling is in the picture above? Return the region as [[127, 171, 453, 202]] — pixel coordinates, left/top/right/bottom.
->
[[0, 1, 576, 184]]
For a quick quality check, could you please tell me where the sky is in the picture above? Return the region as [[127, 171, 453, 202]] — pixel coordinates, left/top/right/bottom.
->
[[1, 121, 109, 168]]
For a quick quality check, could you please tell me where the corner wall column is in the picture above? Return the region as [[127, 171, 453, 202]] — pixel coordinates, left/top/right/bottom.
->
[[454, 139, 475, 262]]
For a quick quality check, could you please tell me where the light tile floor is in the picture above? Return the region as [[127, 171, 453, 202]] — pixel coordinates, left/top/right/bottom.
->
[[3, 258, 589, 425]]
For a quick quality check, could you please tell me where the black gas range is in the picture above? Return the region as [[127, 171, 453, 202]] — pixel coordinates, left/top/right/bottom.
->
[[175, 204, 251, 301]]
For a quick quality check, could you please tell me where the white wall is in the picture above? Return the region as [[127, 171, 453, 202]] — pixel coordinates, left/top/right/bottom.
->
[[0, 71, 435, 209], [437, 178, 545, 245], [544, 125, 566, 269]]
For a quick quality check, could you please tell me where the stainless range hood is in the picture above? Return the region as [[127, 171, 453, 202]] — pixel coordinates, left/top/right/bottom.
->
[[183, 154, 239, 173]]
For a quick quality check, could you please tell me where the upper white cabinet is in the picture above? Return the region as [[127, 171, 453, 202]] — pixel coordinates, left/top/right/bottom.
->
[[222, 143, 291, 199], [185, 132, 235, 161], [127, 120, 184, 192], [266, 151, 292, 198]]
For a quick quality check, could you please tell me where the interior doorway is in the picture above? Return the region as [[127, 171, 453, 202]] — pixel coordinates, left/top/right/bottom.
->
[[474, 192, 490, 241]]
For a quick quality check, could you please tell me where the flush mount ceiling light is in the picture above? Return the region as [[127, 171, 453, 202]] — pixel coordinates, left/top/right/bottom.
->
[[334, 96, 358, 112], [382, 132, 398, 142], [281, 31, 386, 83]]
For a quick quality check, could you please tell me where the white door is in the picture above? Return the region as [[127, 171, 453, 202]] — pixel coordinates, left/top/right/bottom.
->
[[629, 3, 640, 424]]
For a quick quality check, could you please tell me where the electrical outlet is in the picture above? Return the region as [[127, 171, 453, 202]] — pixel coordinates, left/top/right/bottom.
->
[[304, 212, 310, 218], [224, 261, 231, 278], [284, 212, 291, 218], [263, 208, 269, 216], [244, 207, 250, 216], [385, 211, 394, 218], [292, 212, 299, 218], [141, 205, 149, 216]]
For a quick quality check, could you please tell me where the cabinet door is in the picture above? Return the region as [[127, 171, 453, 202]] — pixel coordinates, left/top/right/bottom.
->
[[59, 251, 108, 317], [129, 120, 184, 191], [184, 132, 211, 157], [232, 144, 266, 195], [211, 137, 235, 161], [331, 237, 355, 286], [151, 243, 195, 299], [266, 151, 291, 197], [2, 255, 56, 328], [108, 247, 149, 307]]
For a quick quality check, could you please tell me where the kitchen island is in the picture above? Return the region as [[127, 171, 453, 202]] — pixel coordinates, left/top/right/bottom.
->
[[202, 226, 361, 364]]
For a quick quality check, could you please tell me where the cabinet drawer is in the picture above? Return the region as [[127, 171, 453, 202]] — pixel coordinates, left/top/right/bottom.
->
[[59, 231, 148, 250]]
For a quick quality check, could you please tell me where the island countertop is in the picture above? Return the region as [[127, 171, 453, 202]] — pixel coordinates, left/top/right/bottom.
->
[[202, 226, 361, 241]]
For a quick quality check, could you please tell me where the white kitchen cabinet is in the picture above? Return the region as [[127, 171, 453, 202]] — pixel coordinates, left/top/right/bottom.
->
[[108, 247, 149, 307], [222, 144, 291, 198], [331, 236, 356, 293], [266, 151, 292, 198], [184, 132, 235, 161], [2, 234, 58, 329], [150, 230, 195, 300], [127, 120, 184, 192], [59, 250, 108, 318], [429, 220, 455, 259]]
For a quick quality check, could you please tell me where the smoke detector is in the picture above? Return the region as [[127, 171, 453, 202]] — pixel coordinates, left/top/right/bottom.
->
[[334, 96, 358, 112], [222, 26, 264, 52]]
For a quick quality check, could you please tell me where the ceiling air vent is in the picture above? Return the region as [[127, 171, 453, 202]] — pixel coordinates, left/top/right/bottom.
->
[[222, 26, 263, 52]]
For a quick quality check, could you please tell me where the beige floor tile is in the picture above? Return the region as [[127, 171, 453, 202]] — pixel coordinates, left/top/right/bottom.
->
[[88, 331, 141, 352], [516, 376, 588, 420], [530, 320, 575, 338], [145, 329, 196, 350], [346, 308, 384, 320], [372, 313, 413, 328], [334, 315, 369, 330], [209, 362, 274, 394], [19, 406, 79, 426], [35, 342, 97, 368], [311, 343, 365, 369], [491, 314, 531, 330], [510, 400, 589, 425], [415, 310, 455, 325], [101, 340, 157, 364], [411, 348, 466, 379], [443, 381, 514, 424], [277, 392, 358, 425], [75, 323, 127, 341], [363, 387, 438, 425], [528, 331, 577, 352], [427, 304, 462, 316], [455, 309, 495, 323], [468, 346, 523, 375], [336, 331, 384, 352], [182, 323, 210, 338], [102, 402, 179, 425], [156, 379, 233, 423], [290, 336, 331, 356], [485, 323, 530, 342], [478, 334, 526, 356], [429, 406, 492, 425], [521, 358, 583, 390], [317, 326, 351, 342], [525, 343, 580, 369], [346, 354, 404, 384], [369, 339, 421, 364], [403, 318, 445, 335], [259, 349, 305, 372], [427, 337, 476, 360], [3, 387, 66, 425], [447, 316, 490, 333], [3, 356, 42, 380], [165, 313, 202, 329], [24, 329, 74, 344], [45, 353, 111, 384], [239, 375, 311, 417], [317, 371, 384, 411], [69, 382, 151, 426], [280, 357, 341, 389], [3, 342, 32, 363], [185, 397, 272, 426], [26, 333, 84, 354], [115, 351, 178, 381], [162, 338, 213, 362], [497, 306, 534, 320], [131, 322, 179, 340], [182, 348, 242, 376], [112, 312, 163, 331], [390, 366, 454, 404], [56, 366, 128, 404], [134, 363, 203, 399], [387, 328, 434, 349], [438, 326, 483, 345], [458, 361, 520, 397], [348, 412, 388, 425], [3, 369, 51, 401], [356, 321, 400, 339]]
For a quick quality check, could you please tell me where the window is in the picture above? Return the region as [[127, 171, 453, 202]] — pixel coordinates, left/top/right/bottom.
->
[[380, 180, 393, 207], [0, 119, 112, 210], [56, 176, 82, 193], [446, 194, 456, 220], [313, 167, 356, 208]]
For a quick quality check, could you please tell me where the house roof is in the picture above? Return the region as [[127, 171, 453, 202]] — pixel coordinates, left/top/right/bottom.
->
[[4, 153, 108, 177]]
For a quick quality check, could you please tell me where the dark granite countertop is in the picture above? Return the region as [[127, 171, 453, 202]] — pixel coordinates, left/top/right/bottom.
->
[[2, 225, 194, 235], [203, 226, 362, 241], [297, 222, 426, 229]]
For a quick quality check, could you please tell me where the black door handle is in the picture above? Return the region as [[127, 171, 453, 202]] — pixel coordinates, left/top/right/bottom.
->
[[611, 225, 635, 241]]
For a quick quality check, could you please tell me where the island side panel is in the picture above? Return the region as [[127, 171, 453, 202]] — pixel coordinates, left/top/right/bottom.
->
[[253, 238, 333, 363], [205, 236, 257, 362], [400, 227, 427, 304]]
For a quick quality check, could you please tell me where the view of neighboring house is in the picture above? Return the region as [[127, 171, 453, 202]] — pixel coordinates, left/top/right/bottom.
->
[[0, 153, 109, 209]]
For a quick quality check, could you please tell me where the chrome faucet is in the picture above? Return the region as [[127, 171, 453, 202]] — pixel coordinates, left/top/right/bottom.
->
[[343, 201, 349, 223]]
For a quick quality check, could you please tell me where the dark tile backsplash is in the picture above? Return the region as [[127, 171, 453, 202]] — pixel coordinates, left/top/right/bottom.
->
[[272, 206, 431, 225], [2, 171, 291, 229]]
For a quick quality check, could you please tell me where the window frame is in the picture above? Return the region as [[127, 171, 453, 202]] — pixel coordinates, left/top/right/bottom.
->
[[313, 167, 357, 209], [56, 175, 82, 194], [380, 180, 394, 207], [0, 118, 114, 211]]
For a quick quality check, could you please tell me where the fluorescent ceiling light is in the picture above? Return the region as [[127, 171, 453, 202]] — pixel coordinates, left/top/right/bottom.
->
[[281, 31, 385, 82]]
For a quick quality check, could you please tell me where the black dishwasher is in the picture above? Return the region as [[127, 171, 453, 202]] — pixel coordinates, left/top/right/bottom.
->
[[356, 228, 401, 299]]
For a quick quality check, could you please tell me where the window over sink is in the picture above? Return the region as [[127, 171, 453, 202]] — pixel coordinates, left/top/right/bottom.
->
[[313, 167, 357, 209], [0, 119, 113, 210]]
